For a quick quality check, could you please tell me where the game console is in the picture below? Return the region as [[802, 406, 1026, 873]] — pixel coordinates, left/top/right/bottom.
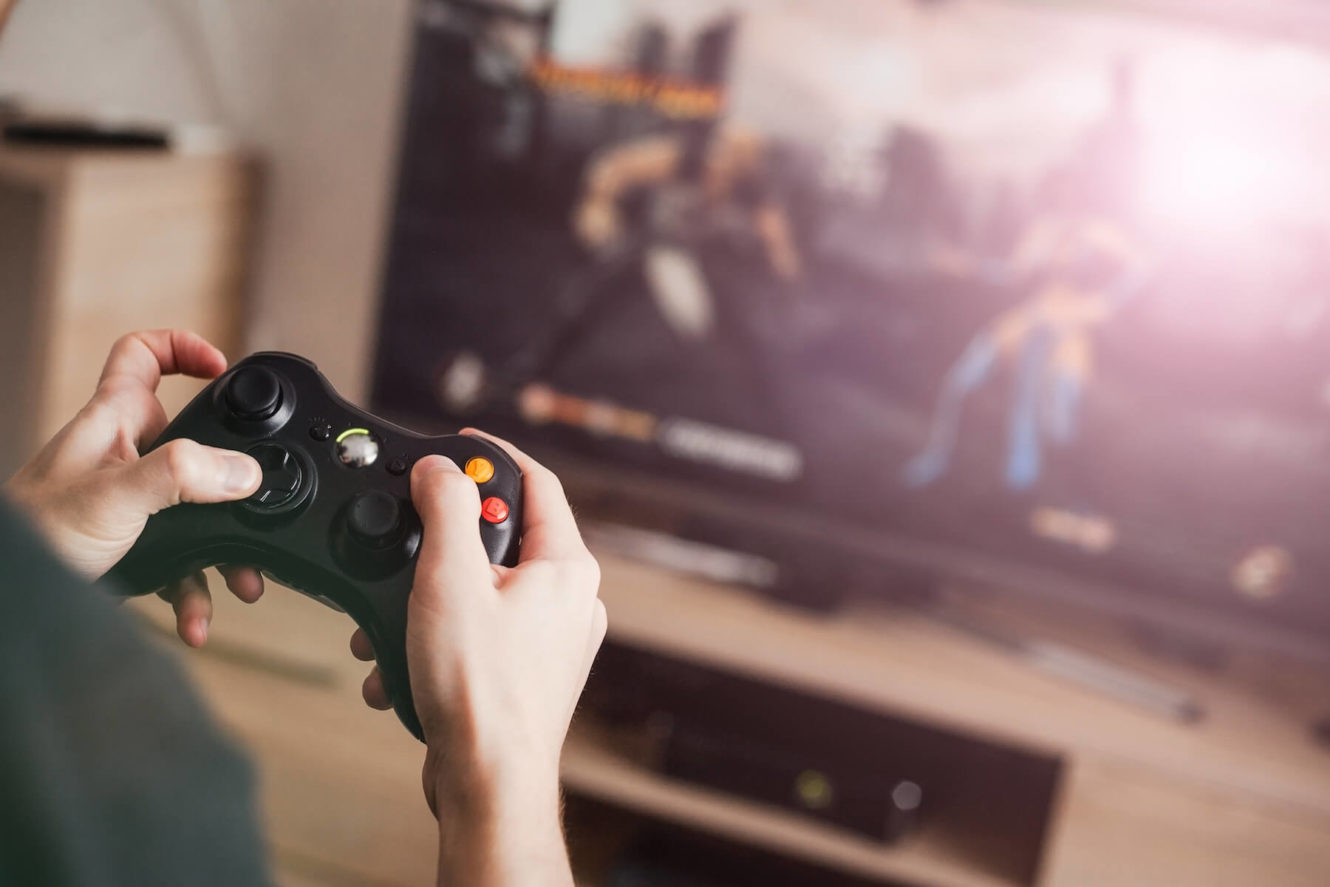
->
[[582, 641, 1060, 881]]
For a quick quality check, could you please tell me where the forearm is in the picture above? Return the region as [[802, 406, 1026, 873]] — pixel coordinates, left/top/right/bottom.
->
[[433, 755, 573, 887], [405, 435, 606, 887]]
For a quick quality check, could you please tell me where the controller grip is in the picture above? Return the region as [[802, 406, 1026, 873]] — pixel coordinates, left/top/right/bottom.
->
[[107, 534, 429, 742], [104, 508, 246, 598], [357, 591, 424, 741]]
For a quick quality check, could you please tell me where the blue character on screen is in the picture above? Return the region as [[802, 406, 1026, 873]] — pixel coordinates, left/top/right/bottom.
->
[[904, 217, 1149, 491]]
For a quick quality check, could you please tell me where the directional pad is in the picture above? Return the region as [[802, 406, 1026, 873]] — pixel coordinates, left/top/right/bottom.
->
[[245, 443, 304, 510]]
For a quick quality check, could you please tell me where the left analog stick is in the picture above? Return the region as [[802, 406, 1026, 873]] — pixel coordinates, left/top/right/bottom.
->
[[225, 366, 283, 421]]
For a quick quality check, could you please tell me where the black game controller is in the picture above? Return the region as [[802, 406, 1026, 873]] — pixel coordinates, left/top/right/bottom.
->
[[107, 352, 523, 741]]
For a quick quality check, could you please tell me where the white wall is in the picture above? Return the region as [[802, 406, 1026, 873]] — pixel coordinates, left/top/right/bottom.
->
[[0, 0, 415, 399]]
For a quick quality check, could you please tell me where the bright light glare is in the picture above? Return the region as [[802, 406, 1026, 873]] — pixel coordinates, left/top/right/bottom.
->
[[1140, 126, 1293, 235], [1137, 44, 1330, 238]]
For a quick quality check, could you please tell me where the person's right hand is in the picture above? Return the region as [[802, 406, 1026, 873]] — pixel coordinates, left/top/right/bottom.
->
[[350, 431, 604, 885]]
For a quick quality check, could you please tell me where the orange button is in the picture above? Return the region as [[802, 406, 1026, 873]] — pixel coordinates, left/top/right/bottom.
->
[[481, 497, 509, 524], [465, 457, 495, 484]]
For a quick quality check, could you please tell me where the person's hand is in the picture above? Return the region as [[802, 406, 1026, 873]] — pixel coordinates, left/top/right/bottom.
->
[[4, 330, 267, 646], [350, 430, 604, 885]]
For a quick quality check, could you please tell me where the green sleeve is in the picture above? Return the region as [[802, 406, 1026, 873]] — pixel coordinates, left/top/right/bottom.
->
[[0, 499, 270, 886]]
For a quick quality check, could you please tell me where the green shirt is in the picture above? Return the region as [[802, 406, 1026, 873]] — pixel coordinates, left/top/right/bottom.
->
[[0, 499, 269, 885]]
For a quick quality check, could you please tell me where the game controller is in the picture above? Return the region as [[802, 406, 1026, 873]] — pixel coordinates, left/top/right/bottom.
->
[[107, 352, 524, 741]]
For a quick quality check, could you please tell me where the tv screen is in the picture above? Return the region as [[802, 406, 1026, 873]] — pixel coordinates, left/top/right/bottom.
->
[[373, 0, 1330, 653]]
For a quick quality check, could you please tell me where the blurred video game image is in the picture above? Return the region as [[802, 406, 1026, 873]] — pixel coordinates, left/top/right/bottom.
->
[[373, 0, 1330, 644]]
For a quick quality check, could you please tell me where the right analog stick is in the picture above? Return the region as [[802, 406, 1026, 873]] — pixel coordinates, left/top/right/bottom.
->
[[347, 490, 405, 548]]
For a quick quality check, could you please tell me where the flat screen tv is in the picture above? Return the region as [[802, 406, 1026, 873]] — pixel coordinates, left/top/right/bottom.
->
[[373, 0, 1330, 659]]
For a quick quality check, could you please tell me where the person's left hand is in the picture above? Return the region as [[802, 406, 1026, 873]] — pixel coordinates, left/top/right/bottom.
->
[[4, 330, 267, 646]]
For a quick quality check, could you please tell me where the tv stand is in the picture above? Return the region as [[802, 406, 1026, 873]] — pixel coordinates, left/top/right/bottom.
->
[[561, 551, 1330, 886]]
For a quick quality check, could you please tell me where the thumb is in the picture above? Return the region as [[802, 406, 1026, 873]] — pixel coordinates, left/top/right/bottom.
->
[[410, 455, 492, 600], [112, 439, 261, 516]]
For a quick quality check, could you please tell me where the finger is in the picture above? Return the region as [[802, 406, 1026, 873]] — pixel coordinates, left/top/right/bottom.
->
[[41, 380, 169, 475], [459, 428, 589, 563], [362, 667, 392, 710], [98, 330, 228, 394], [133, 394, 172, 451], [91, 331, 224, 454], [410, 455, 493, 597], [81, 382, 172, 455], [349, 628, 376, 662], [159, 571, 213, 647], [219, 565, 265, 604], [109, 439, 261, 515]]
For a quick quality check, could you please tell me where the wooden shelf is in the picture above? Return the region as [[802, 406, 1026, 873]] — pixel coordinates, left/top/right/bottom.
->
[[562, 724, 1020, 887], [591, 552, 1330, 820], [0, 144, 255, 476]]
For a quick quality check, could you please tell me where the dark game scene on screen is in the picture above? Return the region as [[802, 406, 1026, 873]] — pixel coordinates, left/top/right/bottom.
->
[[373, 0, 1330, 646]]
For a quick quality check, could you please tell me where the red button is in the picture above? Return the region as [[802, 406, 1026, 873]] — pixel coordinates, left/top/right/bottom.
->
[[481, 497, 509, 524]]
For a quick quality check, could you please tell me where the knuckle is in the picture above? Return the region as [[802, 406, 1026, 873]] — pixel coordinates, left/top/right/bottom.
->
[[108, 332, 139, 359], [443, 469, 479, 496], [423, 467, 479, 505], [161, 439, 204, 485], [93, 375, 129, 400], [535, 464, 566, 498], [103, 332, 147, 374], [79, 391, 119, 427], [523, 560, 559, 587], [555, 553, 600, 594], [414, 467, 446, 499], [520, 456, 560, 491]]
